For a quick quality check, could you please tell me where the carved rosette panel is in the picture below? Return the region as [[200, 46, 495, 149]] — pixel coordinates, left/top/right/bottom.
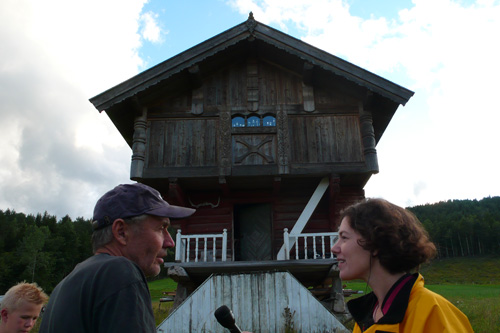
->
[[218, 107, 232, 175]]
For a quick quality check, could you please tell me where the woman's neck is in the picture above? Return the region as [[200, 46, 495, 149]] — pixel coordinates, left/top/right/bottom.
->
[[366, 262, 406, 321]]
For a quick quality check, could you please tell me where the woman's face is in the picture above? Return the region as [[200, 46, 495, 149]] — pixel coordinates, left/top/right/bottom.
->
[[331, 217, 372, 281]]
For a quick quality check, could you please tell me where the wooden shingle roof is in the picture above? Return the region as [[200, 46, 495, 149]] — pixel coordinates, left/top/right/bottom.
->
[[90, 13, 413, 113]]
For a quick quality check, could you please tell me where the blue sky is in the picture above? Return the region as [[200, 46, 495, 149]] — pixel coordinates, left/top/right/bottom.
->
[[1, 0, 499, 219]]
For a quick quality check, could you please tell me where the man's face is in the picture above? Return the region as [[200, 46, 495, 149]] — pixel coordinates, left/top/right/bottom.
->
[[0, 300, 43, 333], [124, 215, 175, 277]]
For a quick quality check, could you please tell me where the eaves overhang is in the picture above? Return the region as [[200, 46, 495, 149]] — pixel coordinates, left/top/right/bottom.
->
[[89, 15, 413, 112]]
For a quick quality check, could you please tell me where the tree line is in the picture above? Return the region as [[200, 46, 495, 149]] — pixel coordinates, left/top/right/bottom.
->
[[408, 196, 500, 258], [0, 210, 176, 295], [1, 196, 499, 294]]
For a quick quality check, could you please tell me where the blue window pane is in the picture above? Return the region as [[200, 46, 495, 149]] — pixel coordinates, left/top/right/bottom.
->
[[247, 116, 260, 127], [232, 116, 245, 127], [263, 115, 276, 127]]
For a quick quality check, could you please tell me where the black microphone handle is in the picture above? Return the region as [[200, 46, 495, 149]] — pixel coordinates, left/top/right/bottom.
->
[[228, 325, 242, 333], [214, 305, 242, 333]]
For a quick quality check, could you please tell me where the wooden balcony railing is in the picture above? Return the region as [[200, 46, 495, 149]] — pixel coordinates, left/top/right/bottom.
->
[[282, 228, 338, 260], [175, 229, 227, 262], [174, 229, 338, 263]]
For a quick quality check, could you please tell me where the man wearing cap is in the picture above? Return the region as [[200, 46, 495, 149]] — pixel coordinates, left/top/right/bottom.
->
[[39, 183, 195, 333]]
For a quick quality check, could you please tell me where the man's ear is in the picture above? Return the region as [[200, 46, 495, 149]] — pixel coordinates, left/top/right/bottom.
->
[[1, 308, 9, 322], [111, 219, 129, 246]]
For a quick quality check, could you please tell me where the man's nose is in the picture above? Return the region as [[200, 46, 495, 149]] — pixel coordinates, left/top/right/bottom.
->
[[164, 230, 175, 248]]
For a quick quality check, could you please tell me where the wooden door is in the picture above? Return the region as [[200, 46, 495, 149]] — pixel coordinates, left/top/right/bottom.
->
[[234, 203, 273, 261]]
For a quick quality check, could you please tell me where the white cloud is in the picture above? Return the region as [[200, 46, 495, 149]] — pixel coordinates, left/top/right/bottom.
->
[[1, 0, 499, 220], [0, 0, 147, 218], [229, 0, 500, 206], [140, 11, 165, 43]]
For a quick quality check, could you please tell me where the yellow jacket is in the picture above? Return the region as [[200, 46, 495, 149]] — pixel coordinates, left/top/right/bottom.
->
[[349, 274, 473, 333]]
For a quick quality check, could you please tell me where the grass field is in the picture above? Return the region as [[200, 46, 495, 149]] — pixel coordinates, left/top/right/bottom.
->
[[31, 256, 500, 332], [342, 256, 500, 332], [151, 256, 500, 332]]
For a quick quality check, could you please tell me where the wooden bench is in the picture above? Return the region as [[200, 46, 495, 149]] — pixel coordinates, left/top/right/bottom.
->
[[158, 291, 176, 309]]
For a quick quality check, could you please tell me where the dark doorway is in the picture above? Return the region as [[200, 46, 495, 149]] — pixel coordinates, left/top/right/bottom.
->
[[234, 203, 273, 261]]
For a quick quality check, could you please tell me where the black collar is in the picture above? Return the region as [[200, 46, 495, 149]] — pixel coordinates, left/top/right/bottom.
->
[[347, 273, 418, 330]]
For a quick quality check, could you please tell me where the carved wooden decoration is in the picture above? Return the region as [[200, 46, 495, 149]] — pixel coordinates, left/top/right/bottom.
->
[[218, 107, 232, 176], [303, 83, 315, 112], [359, 103, 379, 173], [233, 135, 275, 164], [130, 107, 147, 180], [247, 58, 259, 112], [190, 65, 204, 115], [277, 104, 289, 174]]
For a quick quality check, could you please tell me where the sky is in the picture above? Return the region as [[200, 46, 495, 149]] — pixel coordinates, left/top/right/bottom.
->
[[1, 0, 499, 220]]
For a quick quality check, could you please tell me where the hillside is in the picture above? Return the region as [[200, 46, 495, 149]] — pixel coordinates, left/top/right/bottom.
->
[[420, 256, 500, 284]]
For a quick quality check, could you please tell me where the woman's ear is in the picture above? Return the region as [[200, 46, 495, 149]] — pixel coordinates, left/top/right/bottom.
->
[[111, 219, 128, 245]]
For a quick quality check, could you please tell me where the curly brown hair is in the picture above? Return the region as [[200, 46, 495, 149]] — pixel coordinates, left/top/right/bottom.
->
[[340, 198, 436, 274]]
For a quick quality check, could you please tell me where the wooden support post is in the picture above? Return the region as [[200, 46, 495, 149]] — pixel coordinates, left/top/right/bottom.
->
[[189, 65, 204, 115], [247, 58, 259, 111], [303, 83, 315, 112], [130, 107, 147, 180], [168, 178, 189, 207], [277, 177, 330, 259], [359, 102, 379, 173], [302, 62, 315, 112]]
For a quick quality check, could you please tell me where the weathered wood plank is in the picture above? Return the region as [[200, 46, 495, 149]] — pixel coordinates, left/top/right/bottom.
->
[[158, 270, 349, 332]]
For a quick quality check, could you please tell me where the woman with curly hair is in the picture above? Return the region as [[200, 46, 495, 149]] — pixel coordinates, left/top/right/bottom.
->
[[331, 198, 473, 332]]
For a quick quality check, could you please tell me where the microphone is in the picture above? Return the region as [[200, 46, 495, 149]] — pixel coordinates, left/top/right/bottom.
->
[[214, 305, 242, 333]]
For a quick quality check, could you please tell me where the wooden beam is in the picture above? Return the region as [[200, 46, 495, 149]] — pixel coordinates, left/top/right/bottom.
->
[[303, 82, 315, 112], [189, 65, 204, 115], [168, 178, 189, 207], [219, 176, 230, 196], [247, 58, 259, 111], [302, 62, 314, 85], [303, 62, 315, 112], [359, 102, 379, 173], [277, 177, 330, 259], [188, 65, 202, 87], [130, 106, 147, 181], [272, 176, 281, 195], [329, 176, 341, 228]]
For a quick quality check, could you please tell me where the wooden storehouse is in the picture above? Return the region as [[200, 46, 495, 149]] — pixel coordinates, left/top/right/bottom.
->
[[90, 13, 413, 332]]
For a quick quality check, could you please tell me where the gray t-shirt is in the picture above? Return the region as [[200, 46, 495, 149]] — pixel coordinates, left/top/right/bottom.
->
[[39, 253, 156, 333]]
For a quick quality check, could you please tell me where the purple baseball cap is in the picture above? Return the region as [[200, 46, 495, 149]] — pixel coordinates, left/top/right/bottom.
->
[[92, 183, 195, 231]]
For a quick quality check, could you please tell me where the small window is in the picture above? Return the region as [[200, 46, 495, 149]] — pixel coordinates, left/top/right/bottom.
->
[[247, 116, 261, 127], [263, 115, 276, 127], [232, 116, 245, 127]]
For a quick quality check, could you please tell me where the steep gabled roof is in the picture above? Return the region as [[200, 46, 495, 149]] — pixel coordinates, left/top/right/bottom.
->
[[90, 13, 413, 113]]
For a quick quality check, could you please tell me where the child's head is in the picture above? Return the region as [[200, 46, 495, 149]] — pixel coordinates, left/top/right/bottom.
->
[[0, 282, 48, 332]]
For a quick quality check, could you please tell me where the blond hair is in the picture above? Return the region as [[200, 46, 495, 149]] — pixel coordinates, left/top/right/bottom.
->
[[1, 282, 48, 312]]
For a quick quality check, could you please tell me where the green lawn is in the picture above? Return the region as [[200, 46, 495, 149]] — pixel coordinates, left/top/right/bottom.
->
[[148, 277, 177, 301], [343, 274, 500, 332], [148, 256, 500, 332]]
